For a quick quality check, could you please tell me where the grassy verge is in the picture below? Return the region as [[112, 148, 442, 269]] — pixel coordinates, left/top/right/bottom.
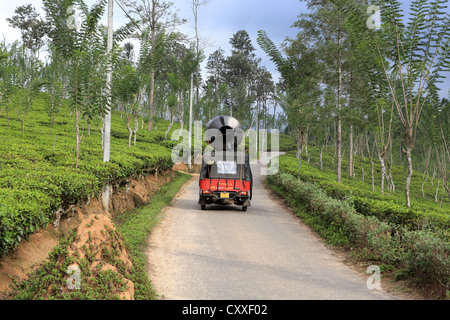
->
[[113, 171, 192, 300], [9, 171, 192, 300]]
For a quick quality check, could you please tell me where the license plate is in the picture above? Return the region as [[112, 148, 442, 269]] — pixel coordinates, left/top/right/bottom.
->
[[220, 193, 229, 199]]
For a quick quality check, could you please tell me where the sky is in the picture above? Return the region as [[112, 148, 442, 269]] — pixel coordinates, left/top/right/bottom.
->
[[0, 0, 449, 99], [0, 0, 305, 83]]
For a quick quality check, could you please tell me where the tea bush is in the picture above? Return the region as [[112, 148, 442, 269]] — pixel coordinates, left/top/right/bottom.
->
[[277, 152, 450, 237]]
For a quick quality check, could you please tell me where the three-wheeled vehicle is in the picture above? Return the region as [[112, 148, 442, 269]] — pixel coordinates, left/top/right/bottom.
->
[[198, 116, 253, 211]]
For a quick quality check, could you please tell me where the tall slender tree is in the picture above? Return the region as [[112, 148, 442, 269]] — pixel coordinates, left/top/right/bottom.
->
[[123, 0, 186, 131], [225, 30, 259, 127], [43, 0, 111, 168], [329, 0, 450, 206], [257, 30, 322, 169], [7, 4, 50, 57]]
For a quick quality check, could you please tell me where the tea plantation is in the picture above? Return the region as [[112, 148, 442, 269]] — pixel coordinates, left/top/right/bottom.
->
[[0, 93, 181, 256]]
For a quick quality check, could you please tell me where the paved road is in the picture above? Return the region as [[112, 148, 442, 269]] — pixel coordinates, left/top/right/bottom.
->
[[145, 154, 397, 300]]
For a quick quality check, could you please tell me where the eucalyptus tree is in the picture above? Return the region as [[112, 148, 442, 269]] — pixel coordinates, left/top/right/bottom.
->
[[341, 1, 402, 192], [0, 45, 8, 114], [122, 0, 186, 131], [294, 0, 355, 182], [190, 0, 210, 108], [7, 4, 50, 58], [160, 40, 201, 134], [0, 39, 45, 132], [328, 0, 450, 206], [257, 29, 323, 170], [225, 30, 259, 127], [0, 42, 18, 127], [201, 80, 228, 121], [206, 48, 226, 91], [121, 42, 136, 65], [254, 66, 275, 149], [205, 48, 227, 120]]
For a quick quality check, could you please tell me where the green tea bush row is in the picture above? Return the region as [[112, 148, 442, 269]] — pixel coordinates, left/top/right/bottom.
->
[[266, 172, 450, 292], [0, 143, 173, 256], [278, 153, 450, 236]]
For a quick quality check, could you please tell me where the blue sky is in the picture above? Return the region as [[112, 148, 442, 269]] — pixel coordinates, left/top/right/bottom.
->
[[0, 0, 306, 81], [173, 0, 305, 81], [0, 0, 449, 98]]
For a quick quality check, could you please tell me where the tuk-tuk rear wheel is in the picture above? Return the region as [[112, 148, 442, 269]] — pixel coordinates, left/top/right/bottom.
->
[[242, 205, 247, 212], [201, 204, 206, 210]]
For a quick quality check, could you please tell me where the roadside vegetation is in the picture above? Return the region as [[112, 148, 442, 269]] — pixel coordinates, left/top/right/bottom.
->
[[267, 143, 449, 299], [10, 171, 191, 300], [258, 0, 449, 299], [0, 94, 180, 257]]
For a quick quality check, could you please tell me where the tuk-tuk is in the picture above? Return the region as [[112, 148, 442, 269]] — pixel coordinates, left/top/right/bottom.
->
[[198, 116, 253, 211]]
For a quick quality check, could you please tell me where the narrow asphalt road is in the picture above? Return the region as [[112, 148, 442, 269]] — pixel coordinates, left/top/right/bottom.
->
[[145, 153, 397, 300]]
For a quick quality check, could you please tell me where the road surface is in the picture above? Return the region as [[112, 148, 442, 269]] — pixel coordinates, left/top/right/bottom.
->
[[145, 153, 397, 300]]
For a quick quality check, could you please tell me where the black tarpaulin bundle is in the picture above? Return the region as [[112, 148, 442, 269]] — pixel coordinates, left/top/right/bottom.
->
[[199, 116, 253, 197]]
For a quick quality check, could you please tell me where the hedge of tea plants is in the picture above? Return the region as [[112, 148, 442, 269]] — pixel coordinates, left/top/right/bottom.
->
[[277, 152, 450, 236]]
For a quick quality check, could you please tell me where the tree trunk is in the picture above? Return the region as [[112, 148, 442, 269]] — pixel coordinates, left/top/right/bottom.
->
[[371, 159, 375, 192], [349, 124, 353, 178], [387, 168, 395, 192], [336, 16, 343, 184], [444, 182, 450, 200], [305, 132, 309, 162], [360, 153, 365, 182], [76, 110, 80, 169], [101, 122, 105, 150], [435, 178, 440, 203], [422, 171, 428, 198], [404, 144, 413, 207], [50, 114, 56, 135], [378, 153, 387, 195], [148, 70, 155, 131], [297, 127, 305, 170], [336, 115, 342, 183], [127, 121, 132, 148], [165, 121, 173, 140], [133, 115, 138, 146], [298, 147, 303, 170], [320, 145, 324, 171]]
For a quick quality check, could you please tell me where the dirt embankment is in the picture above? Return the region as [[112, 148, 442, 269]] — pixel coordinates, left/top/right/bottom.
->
[[0, 166, 187, 299]]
